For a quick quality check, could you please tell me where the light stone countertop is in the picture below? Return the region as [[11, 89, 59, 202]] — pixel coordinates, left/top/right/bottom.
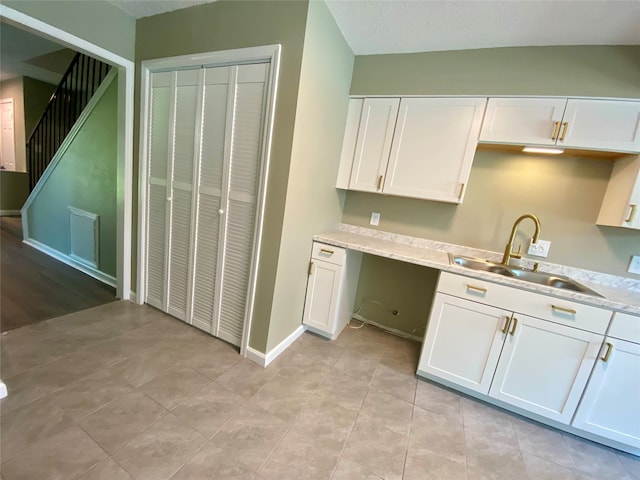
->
[[314, 224, 640, 316]]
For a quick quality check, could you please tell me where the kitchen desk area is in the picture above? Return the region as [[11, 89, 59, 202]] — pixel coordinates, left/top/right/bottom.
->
[[305, 223, 640, 456]]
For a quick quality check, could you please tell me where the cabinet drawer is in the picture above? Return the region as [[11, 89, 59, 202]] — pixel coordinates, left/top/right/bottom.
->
[[512, 294, 611, 335], [438, 271, 508, 305], [438, 272, 611, 334], [609, 312, 640, 343], [311, 242, 346, 266]]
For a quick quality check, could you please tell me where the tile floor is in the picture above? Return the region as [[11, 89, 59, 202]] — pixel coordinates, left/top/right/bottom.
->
[[0, 301, 638, 480]]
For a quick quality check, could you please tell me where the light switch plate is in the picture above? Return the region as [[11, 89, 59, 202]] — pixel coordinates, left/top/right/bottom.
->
[[370, 212, 380, 226], [528, 239, 551, 257], [629, 256, 640, 275]]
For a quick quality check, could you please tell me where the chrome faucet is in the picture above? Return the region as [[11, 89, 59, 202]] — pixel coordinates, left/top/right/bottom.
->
[[502, 214, 541, 266]]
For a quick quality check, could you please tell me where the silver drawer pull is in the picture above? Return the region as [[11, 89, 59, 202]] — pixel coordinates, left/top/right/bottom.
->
[[467, 284, 487, 294], [551, 305, 577, 315], [320, 249, 334, 255]]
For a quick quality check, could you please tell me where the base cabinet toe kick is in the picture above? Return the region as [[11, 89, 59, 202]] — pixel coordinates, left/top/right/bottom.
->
[[417, 271, 640, 456]]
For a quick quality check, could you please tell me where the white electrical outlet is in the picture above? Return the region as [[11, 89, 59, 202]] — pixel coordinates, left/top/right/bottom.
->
[[528, 239, 551, 258], [370, 212, 380, 226], [628, 256, 640, 275]]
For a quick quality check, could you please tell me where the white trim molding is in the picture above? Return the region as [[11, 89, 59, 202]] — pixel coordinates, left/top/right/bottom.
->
[[0, 210, 21, 216], [137, 44, 281, 358], [246, 325, 306, 367], [1, 5, 134, 301], [23, 238, 117, 288]]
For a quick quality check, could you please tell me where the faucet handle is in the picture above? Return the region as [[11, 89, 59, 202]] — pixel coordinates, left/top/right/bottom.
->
[[511, 244, 522, 259]]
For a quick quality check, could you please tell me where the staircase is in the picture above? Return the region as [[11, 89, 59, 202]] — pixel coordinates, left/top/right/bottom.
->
[[26, 53, 112, 191]]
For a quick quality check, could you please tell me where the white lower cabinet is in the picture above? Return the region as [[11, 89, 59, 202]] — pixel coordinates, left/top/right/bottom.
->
[[420, 294, 510, 394], [572, 313, 640, 449], [302, 242, 362, 339], [418, 272, 611, 427], [489, 313, 602, 424]]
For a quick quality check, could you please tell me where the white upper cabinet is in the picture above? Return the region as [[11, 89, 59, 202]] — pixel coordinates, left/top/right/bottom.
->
[[561, 99, 640, 152], [480, 97, 566, 146], [479, 97, 640, 153], [348, 98, 399, 193], [597, 155, 640, 230], [384, 97, 486, 203]]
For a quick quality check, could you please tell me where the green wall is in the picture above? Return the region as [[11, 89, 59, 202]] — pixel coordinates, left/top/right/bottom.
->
[[345, 46, 640, 334], [23, 77, 56, 139], [351, 46, 640, 97], [266, 0, 354, 351], [0, 171, 28, 211], [135, 0, 309, 353], [2, 0, 136, 61], [26, 78, 117, 277]]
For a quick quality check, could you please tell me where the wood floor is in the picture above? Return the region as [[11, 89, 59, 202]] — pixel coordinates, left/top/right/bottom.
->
[[0, 216, 116, 332]]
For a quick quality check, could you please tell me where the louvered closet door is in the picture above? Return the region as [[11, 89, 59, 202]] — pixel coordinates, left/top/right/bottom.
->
[[167, 70, 200, 321], [216, 63, 268, 346], [145, 62, 268, 348], [191, 66, 229, 332], [146, 72, 172, 310]]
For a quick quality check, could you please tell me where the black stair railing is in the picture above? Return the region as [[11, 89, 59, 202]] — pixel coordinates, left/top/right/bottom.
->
[[26, 52, 112, 191]]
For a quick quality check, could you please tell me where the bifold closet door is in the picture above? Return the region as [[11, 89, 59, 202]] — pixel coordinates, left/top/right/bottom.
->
[[145, 63, 268, 347], [146, 70, 200, 321], [215, 63, 268, 345]]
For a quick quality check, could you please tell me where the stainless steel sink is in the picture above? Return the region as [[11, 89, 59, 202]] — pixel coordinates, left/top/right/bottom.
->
[[449, 254, 603, 297], [449, 255, 514, 276]]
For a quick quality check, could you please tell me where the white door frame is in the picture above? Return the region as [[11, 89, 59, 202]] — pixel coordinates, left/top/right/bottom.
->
[[0, 6, 134, 301], [137, 45, 281, 357]]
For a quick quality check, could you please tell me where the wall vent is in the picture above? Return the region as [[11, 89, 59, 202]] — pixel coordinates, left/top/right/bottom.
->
[[69, 206, 99, 268]]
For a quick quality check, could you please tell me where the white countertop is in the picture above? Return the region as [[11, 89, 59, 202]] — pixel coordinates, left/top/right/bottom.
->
[[314, 225, 640, 316]]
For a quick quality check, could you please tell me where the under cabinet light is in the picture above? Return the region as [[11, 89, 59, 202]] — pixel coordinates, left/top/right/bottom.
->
[[522, 146, 565, 155]]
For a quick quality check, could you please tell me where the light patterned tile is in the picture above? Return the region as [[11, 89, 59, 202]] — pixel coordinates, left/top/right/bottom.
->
[[78, 457, 132, 480], [78, 391, 167, 454], [1, 426, 107, 480], [140, 368, 211, 410], [359, 388, 413, 436], [563, 433, 630, 479], [171, 382, 246, 438], [113, 414, 206, 480]]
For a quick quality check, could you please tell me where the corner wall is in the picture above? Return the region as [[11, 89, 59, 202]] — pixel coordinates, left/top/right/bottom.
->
[[265, 0, 355, 351]]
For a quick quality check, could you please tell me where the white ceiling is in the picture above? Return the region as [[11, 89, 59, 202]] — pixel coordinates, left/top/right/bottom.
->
[[108, 0, 640, 55], [325, 0, 640, 55]]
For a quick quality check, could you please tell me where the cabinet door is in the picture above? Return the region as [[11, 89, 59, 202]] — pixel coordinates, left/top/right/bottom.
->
[[418, 293, 511, 394], [303, 260, 343, 335], [561, 99, 640, 152], [479, 98, 566, 146], [489, 314, 602, 424], [572, 338, 640, 448], [349, 98, 399, 193], [384, 97, 486, 203], [336, 98, 363, 189], [596, 155, 640, 230]]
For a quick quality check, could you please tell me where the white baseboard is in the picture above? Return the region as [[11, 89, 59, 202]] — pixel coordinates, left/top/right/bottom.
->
[[245, 347, 267, 367], [128, 291, 138, 304], [0, 210, 21, 216], [246, 324, 306, 368], [23, 238, 116, 288], [352, 314, 423, 342]]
